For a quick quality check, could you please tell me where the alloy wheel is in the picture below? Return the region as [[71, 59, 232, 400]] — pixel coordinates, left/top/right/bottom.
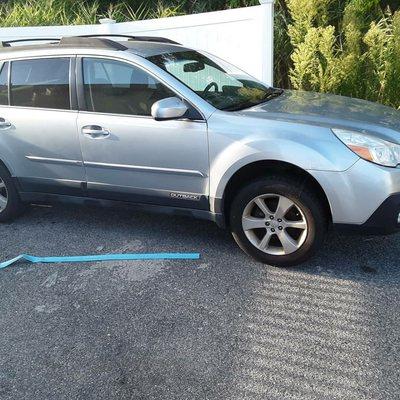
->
[[242, 194, 308, 256]]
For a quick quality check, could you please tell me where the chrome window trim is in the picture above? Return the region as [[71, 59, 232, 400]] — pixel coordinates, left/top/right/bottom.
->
[[0, 104, 77, 113], [77, 109, 206, 123], [0, 53, 76, 62]]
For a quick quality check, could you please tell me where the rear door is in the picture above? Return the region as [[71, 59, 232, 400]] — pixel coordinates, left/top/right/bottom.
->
[[76, 57, 209, 210], [0, 56, 85, 197]]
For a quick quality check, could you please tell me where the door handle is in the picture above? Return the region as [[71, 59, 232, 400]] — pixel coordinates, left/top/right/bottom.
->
[[0, 117, 11, 130], [82, 125, 110, 139]]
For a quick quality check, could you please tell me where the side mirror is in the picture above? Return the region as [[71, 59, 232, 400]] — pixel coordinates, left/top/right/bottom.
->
[[151, 97, 188, 121]]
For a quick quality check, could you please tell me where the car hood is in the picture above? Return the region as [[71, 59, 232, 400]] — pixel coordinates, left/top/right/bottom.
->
[[241, 90, 400, 144]]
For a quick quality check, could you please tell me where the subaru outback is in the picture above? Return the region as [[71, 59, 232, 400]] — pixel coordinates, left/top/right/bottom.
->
[[0, 35, 399, 266]]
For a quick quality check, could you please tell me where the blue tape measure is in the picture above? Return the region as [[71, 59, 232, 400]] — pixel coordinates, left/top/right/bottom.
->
[[0, 253, 201, 270]]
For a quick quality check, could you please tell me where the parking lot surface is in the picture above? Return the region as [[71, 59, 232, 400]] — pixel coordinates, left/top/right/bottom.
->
[[0, 204, 399, 400]]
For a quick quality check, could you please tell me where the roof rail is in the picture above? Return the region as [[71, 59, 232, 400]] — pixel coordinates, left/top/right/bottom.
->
[[1, 38, 60, 47], [77, 34, 181, 45], [59, 36, 127, 50], [0, 36, 128, 51], [0, 35, 181, 51]]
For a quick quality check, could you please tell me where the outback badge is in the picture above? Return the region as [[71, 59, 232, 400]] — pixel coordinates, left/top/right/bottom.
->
[[170, 192, 201, 201]]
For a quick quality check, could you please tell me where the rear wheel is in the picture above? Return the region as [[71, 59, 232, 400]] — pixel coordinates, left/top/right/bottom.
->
[[230, 176, 328, 267], [0, 164, 23, 222]]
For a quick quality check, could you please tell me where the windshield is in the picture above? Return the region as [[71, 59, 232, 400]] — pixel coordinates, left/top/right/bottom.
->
[[147, 50, 283, 111]]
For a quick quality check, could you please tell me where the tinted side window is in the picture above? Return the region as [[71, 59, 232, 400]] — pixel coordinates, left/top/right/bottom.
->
[[83, 58, 175, 116], [11, 58, 70, 110], [0, 63, 8, 106]]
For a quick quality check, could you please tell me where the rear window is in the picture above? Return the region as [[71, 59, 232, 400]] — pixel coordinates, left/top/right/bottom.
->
[[10, 58, 70, 110], [0, 63, 8, 106]]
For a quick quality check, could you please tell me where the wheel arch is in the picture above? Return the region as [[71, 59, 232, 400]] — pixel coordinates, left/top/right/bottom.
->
[[0, 157, 14, 176], [220, 160, 333, 227]]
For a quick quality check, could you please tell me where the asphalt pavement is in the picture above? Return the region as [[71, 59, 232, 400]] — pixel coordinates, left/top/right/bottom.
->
[[0, 203, 399, 400]]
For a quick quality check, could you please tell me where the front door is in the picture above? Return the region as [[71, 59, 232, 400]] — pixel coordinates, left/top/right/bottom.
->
[[77, 57, 209, 210], [0, 57, 85, 196]]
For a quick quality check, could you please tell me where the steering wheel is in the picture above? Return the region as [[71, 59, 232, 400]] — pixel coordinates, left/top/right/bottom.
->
[[203, 82, 219, 95]]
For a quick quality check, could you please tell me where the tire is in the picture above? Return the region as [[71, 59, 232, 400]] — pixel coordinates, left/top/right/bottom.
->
[[229, 175, 328, 267], [0, 164, 24, 222]]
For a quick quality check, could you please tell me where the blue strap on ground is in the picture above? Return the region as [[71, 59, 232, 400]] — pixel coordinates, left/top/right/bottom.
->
[[0, 253, 200, 270]]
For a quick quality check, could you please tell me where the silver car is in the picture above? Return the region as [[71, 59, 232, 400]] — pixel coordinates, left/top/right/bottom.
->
[[0, 35, 399, 266]]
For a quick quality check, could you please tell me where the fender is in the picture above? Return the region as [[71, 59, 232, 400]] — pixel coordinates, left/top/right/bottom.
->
[[207, 119, 359, 213]]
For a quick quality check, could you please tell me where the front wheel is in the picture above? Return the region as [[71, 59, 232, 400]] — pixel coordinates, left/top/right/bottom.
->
[[230, 176, 328, 267]]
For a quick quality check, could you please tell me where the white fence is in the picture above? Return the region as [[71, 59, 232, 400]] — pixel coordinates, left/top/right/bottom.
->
[[0, 0, 275, 85]]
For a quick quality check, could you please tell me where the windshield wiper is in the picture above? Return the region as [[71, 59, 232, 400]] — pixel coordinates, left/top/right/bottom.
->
[[222, 89, 284, 112]]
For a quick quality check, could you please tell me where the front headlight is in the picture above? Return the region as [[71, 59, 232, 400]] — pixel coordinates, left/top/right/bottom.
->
[[332, 128, 400, 167]]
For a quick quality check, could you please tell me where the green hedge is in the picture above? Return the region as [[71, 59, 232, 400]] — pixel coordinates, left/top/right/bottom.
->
[[1, 0, 399, 109], [285, 0, 400, 109]]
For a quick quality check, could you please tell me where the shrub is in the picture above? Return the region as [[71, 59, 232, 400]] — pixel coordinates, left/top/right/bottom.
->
[[363, 12, 400, 107], [0, 1, 184, 26], [287, 0, 400, 109]]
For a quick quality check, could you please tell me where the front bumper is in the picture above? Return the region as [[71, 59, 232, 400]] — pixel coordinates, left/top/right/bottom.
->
[[334, 193, 400, 234], [309, 159, 400, 232]]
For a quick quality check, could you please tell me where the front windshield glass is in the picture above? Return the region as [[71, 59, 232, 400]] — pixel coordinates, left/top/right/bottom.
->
[[147, 50, 283, 111]]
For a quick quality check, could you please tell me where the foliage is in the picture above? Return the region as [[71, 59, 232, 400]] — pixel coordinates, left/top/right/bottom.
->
[[0, 1, 187, 26], [287, 0, 400, 108], [274, 0, 292, 88], [0, 0, 261, 25]]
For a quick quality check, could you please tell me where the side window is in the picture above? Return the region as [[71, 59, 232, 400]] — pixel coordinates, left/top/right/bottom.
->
[[10, 58, 70, 110], [82, 58, 175, 116], [0, 63, 8, 106]]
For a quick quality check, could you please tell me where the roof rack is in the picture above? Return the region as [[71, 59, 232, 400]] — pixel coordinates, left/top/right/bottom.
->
[[59, 36, 127, 50], [0, 34, 181, 50], [0, 37, 128, 50], [0, 38, 60, 47], [77, 34, 181, 45]]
